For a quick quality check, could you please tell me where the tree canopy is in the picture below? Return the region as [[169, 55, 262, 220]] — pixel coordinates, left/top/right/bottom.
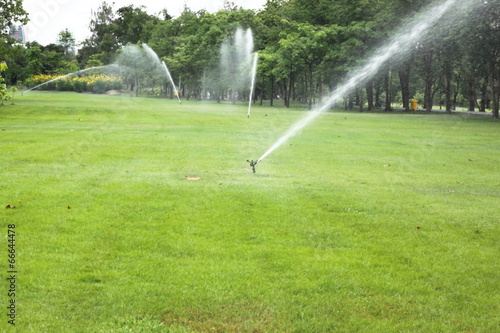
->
[[0, 0, 28, 36], [3, 0, 500, 117]]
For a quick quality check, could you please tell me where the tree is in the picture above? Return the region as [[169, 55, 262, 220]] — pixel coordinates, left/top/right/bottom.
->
[[112, 5, 159, 45], [462, 0, 500, 118], [258, 48, 280, 106], [275, 34, 303, 108], [149, 7, 262, 101], [57, 29, 76, 61], [116, 45, 144, 97], [43, 44, 66, 74], [116, 44, 165, 97], [0, 36, 26, 85], [0, 62, 12, 105], [25, 42, 45, 76], [292, 23, 331, 109], [79, 1, 117, 66], [0, 0, 28, 37]]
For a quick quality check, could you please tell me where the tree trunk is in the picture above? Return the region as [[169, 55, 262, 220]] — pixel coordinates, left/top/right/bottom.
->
[[308, 66, 314, 110], [398, 64, 411, 111], [444, 69, 452, 113], [431, 82, 439, 110], [358, 86, 364, 112], [318, 75, 323, 104], [375, 82, 382, 108], [163, 82, 168, 98], [287, 75, 294, 108], [384, 70, 392, 111], [422, 44, 434, 112], [231, 88, 236, 104], [491, 79, 499, 118], [270, 77, 275, 107], [480, 77, 489, 112], [491, 62, 500, 119], [300, 75, 307, 105], [453, 74, 461, 110], [467, 75, 476, 112], [279, 80, 289, 108], [135, 75, 139, 98], [260, 76, 265, 106], [423, 77, 434, 112], [365, 80, 374, 111]]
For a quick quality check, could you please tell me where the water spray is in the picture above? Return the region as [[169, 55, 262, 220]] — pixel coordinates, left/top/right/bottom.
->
[[247, 53, 259, 118], [161, 61, 182, 104], [142, 44, 182, 104], [254, 0, 480, 166], [22, 65, 119, 94]]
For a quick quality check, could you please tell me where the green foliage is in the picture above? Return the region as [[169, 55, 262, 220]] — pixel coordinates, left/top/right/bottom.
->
[[25, 44, 46, 76], [61, 60, 80, 75], [0, 61, 12, 105], [0, 85, 9, 105], [0, 0, 28, 36], [24, 74, 123, 93], [113, 5, 159, 45], [1, 0, 499, 114], [78, 3, 159, 67], [86, 54, 105, 68], [57, 29, 76, 61], [9, 86, 18, 104]]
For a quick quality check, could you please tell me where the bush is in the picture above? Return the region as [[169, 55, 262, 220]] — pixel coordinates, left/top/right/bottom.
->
[[55, 77, 73, 91], [24, 74, 124, 94], [72, 77, 88, 93], [25, 74, 60, 90]]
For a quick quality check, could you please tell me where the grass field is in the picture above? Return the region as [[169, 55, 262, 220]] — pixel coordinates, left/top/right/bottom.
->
[[1, 92, 499, 332]]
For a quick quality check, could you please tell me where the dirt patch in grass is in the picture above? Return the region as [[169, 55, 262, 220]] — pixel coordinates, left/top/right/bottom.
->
[[161, 301, 289, 332]]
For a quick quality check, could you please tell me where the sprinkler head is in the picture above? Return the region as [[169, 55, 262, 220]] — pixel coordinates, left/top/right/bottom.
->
[[246, 160, 258, 173]]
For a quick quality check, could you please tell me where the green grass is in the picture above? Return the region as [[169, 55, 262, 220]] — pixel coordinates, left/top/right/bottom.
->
[[1, 92, 499, 332]]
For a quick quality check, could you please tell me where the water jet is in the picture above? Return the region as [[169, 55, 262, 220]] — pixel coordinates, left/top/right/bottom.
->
[[219, 27, 256, 111], [142, 43, 181, 103], [247, 53, 259, 118], [22, 64, 120, 94], [255, 0, 480, 166]]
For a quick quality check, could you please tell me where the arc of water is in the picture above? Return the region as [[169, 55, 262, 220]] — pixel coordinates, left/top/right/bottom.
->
[[256, 0, 474, 164], [22, 65, 119, 94], [161, 61, 182, 104], [142, 43, 181, 104], [247, 53, 259, 118]]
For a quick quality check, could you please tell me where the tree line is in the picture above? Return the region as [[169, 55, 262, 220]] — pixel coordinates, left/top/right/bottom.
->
[[1, 0, 499, 117]]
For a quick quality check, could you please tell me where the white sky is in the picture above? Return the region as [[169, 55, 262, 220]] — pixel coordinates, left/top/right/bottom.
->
[[22, 0, 267, 46]]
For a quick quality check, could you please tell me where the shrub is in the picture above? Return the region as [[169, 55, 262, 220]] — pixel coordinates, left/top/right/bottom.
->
[[24, 74, 123, 94], [25, 74, 60, 90], [72, 77, 88, 93], [55, 77, 73, 91]]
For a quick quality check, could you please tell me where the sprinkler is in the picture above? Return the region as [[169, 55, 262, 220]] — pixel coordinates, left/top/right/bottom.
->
[[246, 160, 258, 173]]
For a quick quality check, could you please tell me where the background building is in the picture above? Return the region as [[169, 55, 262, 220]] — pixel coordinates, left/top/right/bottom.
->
[[9, 25, 26, 44]]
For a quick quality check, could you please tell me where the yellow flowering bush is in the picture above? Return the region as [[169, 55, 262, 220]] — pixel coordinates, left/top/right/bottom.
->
[[25, 74, 123, 94], [24, 74, 60, 90]]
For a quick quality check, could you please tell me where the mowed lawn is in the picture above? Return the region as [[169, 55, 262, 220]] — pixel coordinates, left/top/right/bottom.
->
[[1, 92, 499, 332]]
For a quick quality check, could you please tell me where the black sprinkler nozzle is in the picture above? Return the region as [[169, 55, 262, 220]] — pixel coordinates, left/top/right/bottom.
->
[[246, 160, 258, 173]]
